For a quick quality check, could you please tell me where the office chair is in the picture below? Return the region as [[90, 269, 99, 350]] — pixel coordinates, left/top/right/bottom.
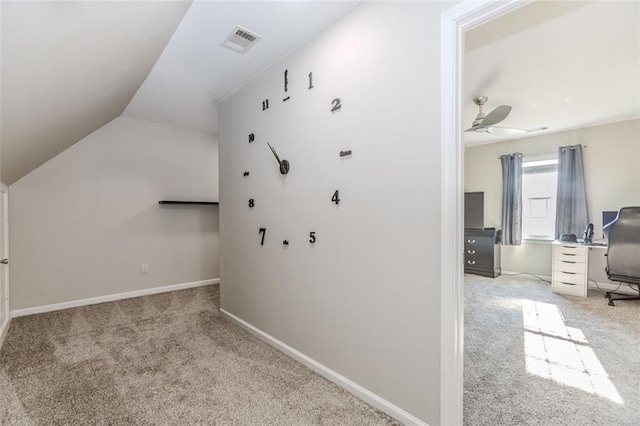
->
[[604, 207, 640, 306]]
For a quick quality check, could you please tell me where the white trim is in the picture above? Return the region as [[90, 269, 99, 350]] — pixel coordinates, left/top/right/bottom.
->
[[589, 281, 639, 296], [502, 271, 552, 281], [11, 278, 219, 318], [0, 317, 9, 350], [221, 309, 428, 426], [441, 1, 530, 424]]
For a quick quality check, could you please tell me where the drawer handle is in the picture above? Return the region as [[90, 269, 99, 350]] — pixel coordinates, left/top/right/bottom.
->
[[561, 260, 576, 264], [561, 272, 577, 275], [561, 245, 577, 249], [467, 239, 476, 244], [561, 253, 577, 256], [467, 250, 476, 254], [560, 282, 577, 286], [467, 260, 476, 265]]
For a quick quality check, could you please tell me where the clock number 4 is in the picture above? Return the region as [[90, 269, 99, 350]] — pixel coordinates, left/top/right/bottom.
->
[[248, 199, 255, 208], [331, 98, 342, 112], [259, 228, 266, 246], [309, 232, 316, 244], [332, 190, 340, 205]]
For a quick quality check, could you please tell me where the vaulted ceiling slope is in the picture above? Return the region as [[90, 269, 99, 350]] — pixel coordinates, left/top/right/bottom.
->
[[1, 0, 193, 185], [464, 0, 640, 146], [123, 0, 359, 133]]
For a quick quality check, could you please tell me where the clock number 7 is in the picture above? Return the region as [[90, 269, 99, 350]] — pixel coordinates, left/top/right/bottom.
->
[[259, 228, 266, 246], [332, 190, 340, 205]]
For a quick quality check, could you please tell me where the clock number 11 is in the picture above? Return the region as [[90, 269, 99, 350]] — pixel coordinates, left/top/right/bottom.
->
[[332, 190, 340, 205], [259, 228, 266, 246]]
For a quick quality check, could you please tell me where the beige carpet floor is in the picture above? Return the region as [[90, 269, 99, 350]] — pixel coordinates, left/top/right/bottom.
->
[[0, 285, 399, 425], [464, 274, 640, 425]]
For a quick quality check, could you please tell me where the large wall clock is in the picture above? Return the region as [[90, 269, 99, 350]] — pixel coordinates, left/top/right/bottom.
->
[[243, 68, 352, 249]]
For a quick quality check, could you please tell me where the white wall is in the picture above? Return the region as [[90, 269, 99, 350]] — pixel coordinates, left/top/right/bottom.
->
[[219, 2, 453, 424], [465, 119, 640, 282], [9, 116, 219, 310]]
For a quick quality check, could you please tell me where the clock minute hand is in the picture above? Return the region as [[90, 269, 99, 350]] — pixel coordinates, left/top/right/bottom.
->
[[267, 143, 282, 165]]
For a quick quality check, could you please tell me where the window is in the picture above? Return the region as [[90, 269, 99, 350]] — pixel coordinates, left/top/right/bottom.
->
[[522, 158, 558, 239]]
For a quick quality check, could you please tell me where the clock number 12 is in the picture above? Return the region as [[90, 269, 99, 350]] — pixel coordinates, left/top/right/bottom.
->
[[259, 228, 266, 246], [332, 190, 340, 205]]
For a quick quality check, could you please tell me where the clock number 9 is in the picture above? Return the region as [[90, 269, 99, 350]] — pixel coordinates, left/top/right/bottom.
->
[[249, 199, 255, 208], [259, 228, 266, 246], [331, 98, 342, 112], [309, 232, 316, 244], [331, 190, 340, 205]]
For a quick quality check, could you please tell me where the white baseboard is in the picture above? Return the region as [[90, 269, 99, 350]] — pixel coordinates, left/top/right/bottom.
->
[[220, 309, 428, 426], [588, 281, 639, 295], [0, 317, 10, 350], [502, 271, 552, 281], [11, 278, 219, 318]]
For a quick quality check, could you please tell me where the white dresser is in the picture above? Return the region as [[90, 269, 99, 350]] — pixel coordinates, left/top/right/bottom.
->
[[551, 241, 589, 297]]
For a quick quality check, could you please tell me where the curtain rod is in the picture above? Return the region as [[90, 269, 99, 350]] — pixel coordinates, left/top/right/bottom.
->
[[497, 145, 589, 159]]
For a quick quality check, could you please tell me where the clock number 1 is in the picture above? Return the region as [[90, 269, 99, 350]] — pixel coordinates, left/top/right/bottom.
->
[[259, 228, 266, 246], [332, 190, 340, 205], [308, 72, 314, 89], [309, 232, 316, 244], [331, 98, 342, 112]]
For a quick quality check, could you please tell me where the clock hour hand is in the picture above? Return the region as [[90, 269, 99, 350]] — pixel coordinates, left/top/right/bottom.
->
[[267, 143, 281, 165]]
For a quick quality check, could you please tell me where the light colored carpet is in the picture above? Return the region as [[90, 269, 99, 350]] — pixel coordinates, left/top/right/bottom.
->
[[464, 274, 640, 425], [0, 285, 400, 425]]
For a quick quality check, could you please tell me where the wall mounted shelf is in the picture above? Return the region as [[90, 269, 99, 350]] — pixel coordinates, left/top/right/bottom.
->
[[159, 201, 219, 205]]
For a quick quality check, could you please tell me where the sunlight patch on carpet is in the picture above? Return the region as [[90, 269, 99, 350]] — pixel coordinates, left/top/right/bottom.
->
[[522, 300, 623, 404]]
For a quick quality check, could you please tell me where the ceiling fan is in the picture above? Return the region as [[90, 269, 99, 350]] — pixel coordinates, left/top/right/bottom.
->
[[465, 95, 548, 137]]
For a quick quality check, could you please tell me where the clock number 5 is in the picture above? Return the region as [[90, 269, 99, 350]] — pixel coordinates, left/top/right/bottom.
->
[[331, 98, 342, 112], [331, 190, 340, 205], [309, 232, 316, 244], [259, 228, 266, 246]]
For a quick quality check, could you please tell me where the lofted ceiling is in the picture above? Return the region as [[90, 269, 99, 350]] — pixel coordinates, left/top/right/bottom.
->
[[1, 0, 193, 185], [464, 0, 640, 146], [1, 0, 359, 185], [123, 1, 359, 133]]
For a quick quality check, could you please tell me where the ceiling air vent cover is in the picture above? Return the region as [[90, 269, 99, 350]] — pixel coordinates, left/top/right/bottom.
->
[[221, 26, 262, 54]]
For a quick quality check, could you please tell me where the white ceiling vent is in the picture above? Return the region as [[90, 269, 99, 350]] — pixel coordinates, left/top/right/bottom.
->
[[221, 26, 262, 54]]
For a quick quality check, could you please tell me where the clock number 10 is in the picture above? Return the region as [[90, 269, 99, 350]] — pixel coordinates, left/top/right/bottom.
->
[[259, 228, 266, 246], [332, 190, 340, 205]]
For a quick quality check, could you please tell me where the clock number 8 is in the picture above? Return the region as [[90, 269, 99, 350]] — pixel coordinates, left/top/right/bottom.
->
[[249, 199, 255, 208], [259, 228, 266, 246], [331, 190, 340, 205]]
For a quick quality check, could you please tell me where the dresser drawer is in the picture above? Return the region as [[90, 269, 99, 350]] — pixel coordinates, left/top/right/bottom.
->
[[552, 280, 587, 297], [553, 245, 587, 262], [464, 236, 494, 250], [554, 260, 587, 274], [552, 270, 586, 286]]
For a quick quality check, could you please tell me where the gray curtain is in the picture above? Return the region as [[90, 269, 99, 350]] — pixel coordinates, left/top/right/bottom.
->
[[555, 144, 588, 239], [500, 153, 523, 245]]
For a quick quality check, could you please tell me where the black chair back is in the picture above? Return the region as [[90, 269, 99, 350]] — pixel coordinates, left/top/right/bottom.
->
[[605, 207, 640, 285]]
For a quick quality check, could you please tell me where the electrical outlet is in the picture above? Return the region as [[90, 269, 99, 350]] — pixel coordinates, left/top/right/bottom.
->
[[141, 263, 149, 274]]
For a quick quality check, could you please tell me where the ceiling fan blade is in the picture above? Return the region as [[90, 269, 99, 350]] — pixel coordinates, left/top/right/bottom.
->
[[486, 126, 526, 137], [464, 125, 488, 133], [480, 105, 512, 127]]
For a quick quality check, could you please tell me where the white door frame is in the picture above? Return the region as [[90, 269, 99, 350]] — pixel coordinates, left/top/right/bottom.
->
[[0, 183, 9, 347], [440, 1, 529, 424]]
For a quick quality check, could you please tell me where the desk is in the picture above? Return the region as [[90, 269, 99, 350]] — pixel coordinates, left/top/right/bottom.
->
[[551, 241, 608, 297]]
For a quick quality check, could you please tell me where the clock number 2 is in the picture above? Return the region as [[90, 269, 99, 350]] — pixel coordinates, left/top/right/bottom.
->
[[331, 98, 342, 112], [259, 228, 266, 246], [309, 232, 316, 244], [332, 190, 340, 205], [248, 199, 255, 208]]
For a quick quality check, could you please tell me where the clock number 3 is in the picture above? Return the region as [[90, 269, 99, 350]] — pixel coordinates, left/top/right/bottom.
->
[[248, 199, 255, 208], [309, 232, 316, 244], [259, 228, 266, 246], [331, 98, 342, 112], [332, 190, 340, 205]]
